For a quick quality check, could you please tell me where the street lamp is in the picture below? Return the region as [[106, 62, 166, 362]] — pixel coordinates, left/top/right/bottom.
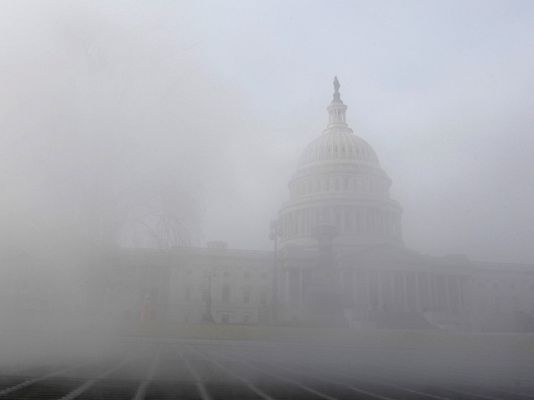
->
[[201, 269, 215, 324], [270, 219, 281, 325]]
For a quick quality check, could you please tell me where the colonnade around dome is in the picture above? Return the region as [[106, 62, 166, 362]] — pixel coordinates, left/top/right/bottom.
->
[[289, 171, 390, 199], [278, 205, 401, 244]]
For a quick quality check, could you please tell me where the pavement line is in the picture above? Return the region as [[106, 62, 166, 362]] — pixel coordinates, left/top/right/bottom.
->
[[177, 349, 213, 400], [203, 347, 338, 400], [60, 358, 131, 400], [186, 344, 276, 400], [0, 365, 81, 397], [131, 351, 160, 400]]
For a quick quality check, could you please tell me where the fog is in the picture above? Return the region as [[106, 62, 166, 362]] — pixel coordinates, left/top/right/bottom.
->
[[0, 1, 534, 398]]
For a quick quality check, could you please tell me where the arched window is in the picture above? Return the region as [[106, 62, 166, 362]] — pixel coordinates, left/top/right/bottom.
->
[[366, 209, 373, 232], [335, 208, 342, 230], [242, 287, 251, 304], [320, 207, 328, 224], [344, 208, 352, 232], [221, 284, 231, 303]]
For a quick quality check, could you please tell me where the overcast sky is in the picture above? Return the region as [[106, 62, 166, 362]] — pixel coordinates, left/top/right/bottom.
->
[[1, 1, 533, 263]]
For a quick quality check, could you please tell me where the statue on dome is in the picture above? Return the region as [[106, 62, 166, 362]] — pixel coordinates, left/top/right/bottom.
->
[[333, 76, 340, 93]]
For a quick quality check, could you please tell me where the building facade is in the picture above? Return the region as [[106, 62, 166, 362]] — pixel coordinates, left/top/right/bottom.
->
[[116, 79, 534, 331]]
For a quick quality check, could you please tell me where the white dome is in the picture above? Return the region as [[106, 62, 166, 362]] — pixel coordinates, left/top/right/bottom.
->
[[278, 78, 403, 253], [298, 129, 380, 167]]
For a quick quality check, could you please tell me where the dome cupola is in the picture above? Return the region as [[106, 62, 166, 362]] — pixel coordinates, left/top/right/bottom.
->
[[327, 76, 348, 128]]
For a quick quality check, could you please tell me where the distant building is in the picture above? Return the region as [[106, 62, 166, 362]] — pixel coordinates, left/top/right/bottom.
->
[[116, 79, 534, 331]]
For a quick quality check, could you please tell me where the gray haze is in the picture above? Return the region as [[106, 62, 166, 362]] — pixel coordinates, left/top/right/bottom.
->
[[1, 0, 534, 263], [1, 3, 534, 397]]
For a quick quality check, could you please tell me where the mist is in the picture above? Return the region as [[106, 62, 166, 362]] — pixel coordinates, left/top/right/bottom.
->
[[1, 1, 534, 399]]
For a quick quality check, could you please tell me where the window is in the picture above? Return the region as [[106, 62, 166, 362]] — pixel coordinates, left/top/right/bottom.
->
[[243, 287, 251, 304], [260, 291, 268, 306], [221, 284, 231, 303], [344, 208, 352, 232]]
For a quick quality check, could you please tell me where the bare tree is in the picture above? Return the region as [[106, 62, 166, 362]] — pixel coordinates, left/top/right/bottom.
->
[[120, 179, 204, 250]]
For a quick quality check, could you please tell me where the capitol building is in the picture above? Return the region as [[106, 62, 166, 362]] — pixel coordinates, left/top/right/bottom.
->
[[115, 79, 534, 332]]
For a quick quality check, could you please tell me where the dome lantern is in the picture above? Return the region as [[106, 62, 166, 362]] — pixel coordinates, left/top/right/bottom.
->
[[327, 76, 348, 128]]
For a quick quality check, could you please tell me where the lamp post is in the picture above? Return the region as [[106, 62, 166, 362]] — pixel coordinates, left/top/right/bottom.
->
[[201, 269, 215, 324], [270, 219, 281, 325]]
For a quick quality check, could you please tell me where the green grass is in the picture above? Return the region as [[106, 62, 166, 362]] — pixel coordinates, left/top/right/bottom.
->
[[123, 322, 534, 352]]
